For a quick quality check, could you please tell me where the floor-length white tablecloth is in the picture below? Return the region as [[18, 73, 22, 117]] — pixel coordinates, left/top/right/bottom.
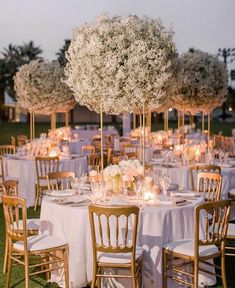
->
[[39, 197, 214, 288], [2, 156, 87, 207]]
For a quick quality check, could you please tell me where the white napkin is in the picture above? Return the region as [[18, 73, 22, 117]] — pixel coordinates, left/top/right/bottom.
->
[[170, 191, 200, 197], [220, 163, 232, 168], [50, 190, 75, 197], [110, 197, 127, 205]]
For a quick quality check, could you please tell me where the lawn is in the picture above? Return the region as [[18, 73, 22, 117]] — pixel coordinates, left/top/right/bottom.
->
[[0, 120, 234, 145]]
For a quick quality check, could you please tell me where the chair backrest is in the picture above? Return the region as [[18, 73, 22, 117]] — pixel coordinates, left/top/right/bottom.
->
[[194, 200, 231, 256], [105, 135, 113, 149], [82, 145, 95, 156], [17, 135, 28, 147], [121, 144, 139, 159], [3, 180, 19, 196], [92, 137, 101, 151], [0, 145, 16, 155], [0, 156, 4, 183], [11, 136, 16, 147], [47, 171, 75, 190], [197, 172, 222, 201], [89, 205, 139, 259], [223, 136, 234, 156], [35, 156, 59, 186], [189, 165, 221, 191], [2, 195, 28, 243]]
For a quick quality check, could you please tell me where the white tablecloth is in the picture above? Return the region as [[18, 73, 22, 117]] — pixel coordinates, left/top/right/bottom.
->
[[39, 197, 214, 288], [153, 164, 235, 199], [3, 156, 87, 207]]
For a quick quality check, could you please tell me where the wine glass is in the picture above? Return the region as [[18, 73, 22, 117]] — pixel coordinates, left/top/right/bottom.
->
[[160, 175, 170, 196]]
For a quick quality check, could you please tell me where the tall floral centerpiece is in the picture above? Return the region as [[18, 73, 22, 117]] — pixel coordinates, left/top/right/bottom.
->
[[14, 60, 76, 139], [174, 49, 228, 114], [173, 49, 228, 145], [64, 14, 176, 170]]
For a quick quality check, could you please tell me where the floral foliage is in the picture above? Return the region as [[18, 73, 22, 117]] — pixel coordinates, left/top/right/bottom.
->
[[14, 60, 76, 115], [64, 14, 176, 114], [174, 50, 228, 113]]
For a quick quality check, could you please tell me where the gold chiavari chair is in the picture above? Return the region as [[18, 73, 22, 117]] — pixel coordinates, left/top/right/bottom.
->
[[88, 154, 101, 170], [105, 134, 113, 150], [2, 195, 69, 288], [11, 136, 16, 147], [0, 156, 4, 192], [89, 205, 143, 288], [163, 200, 231, 288], [2, 180, 40, 274], [47, 171, 75, 190], [189, 164, 221, 191], [82, 145, 95, 156], [197, 172, 222, 201], [121, 143, 139, 160], [0, 145, 16, 155], [92, 135, 102, 152], [17, 134, 28, 147], [223, 136, 234, 156], [34, 156, 59, 210]]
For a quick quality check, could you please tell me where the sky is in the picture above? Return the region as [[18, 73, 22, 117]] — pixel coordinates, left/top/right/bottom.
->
[[0, 0, 235, 65]]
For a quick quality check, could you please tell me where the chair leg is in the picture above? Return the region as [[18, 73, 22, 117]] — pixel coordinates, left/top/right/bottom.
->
[[163, 249, 167, 288], [91, 264, 97, 288], [3, 233, 8, 273], [34, 185, 39, 211], [5, 246, 12, 288], [131, 267, 137, 288], [193, 260, 198, 288], [24, 254, 30, 288], [64, 247, 70, 288], [139, 263, 142, 288], [221, 252, 228, 288], [97, 275, 101, 288]]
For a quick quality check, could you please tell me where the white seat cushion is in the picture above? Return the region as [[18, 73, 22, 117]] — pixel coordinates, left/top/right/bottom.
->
[[13, 218, 40, 231], [13, 235, 67, 252], [97, 246, 143, 264], [164, 239, 218, 257]]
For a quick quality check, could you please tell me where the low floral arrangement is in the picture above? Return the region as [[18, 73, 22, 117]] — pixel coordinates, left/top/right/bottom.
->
[[103, 160, 143, 193]]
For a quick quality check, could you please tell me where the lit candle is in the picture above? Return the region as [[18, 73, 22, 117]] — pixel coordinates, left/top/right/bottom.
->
[[195, 149, 200, 161], [49, 150, 57, 157]]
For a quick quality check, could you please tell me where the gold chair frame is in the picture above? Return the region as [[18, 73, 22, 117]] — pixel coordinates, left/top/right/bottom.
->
[[47, 171, 75, 190], [163, 200, 231, 288], [34, 156, 59, 210], [197, 172, 222, 201], [2, 195, 69, 288], [0, 145, 16, 155], [89, 205, 142, 288], [189, 164, 221, 191]]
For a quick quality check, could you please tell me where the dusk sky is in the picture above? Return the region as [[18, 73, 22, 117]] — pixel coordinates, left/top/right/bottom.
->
[[1, 0, 235, 66]]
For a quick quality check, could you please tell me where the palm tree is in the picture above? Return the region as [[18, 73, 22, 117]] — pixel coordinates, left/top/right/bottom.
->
[[56, 39, 71, 66], [0, 41, 43, 121], [19, 41, 42, 63]]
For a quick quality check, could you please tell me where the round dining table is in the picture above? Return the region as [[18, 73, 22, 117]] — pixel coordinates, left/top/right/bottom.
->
[[39, 195, 215, 288], [2, 155, 88, 207]]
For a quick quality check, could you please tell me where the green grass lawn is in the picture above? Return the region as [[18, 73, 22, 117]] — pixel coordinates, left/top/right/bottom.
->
[[0, 120, 234, 145]]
